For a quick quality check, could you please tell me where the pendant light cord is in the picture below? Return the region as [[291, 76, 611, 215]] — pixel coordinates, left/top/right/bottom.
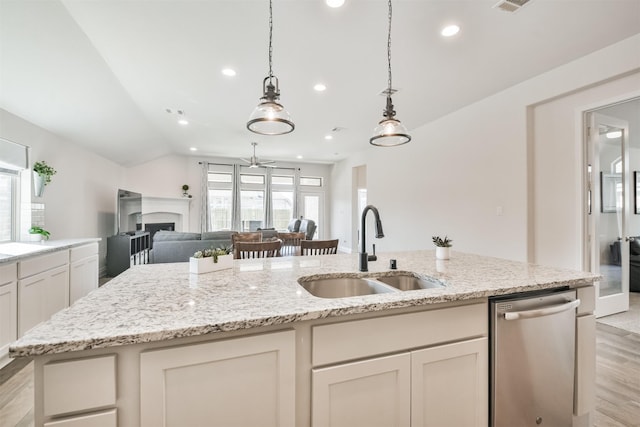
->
[[268, 0, 274, 83], [387, 0, 393, 93]]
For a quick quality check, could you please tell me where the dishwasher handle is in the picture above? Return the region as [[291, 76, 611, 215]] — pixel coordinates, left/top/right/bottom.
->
[[503, 299, 581, 320]]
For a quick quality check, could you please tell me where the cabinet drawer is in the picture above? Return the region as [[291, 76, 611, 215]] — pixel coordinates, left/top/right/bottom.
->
[[19, 251, 68, 279], [0, 263, 17, 285], [70, 243, 99, 263], [44, 355, 116, 416], [44, 409, 117, 427], [313, 302, 487, 366]]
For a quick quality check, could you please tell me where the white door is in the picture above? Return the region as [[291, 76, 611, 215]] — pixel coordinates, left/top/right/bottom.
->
[[300, 192, 323, 239], [587, 112, 630, 317]]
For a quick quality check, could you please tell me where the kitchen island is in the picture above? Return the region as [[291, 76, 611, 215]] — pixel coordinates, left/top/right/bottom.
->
[[10, 250, 598, 427]]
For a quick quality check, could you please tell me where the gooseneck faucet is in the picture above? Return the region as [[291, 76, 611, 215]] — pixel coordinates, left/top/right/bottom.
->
[[359, 205, 385, 272]]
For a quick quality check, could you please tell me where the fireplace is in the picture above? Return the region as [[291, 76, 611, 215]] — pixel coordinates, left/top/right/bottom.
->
[[145, 222, 175, 248]]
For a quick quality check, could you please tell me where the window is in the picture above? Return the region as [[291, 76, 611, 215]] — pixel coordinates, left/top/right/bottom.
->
[[205, 164, 325, 233], [207, 166, 233, 231], [0, 138, 28, 242], [300, 176, 322, 187], [0, 173, 15, 242]]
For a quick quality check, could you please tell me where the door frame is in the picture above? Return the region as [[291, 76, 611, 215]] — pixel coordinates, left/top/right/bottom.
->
[[585, 111, 631, 317]]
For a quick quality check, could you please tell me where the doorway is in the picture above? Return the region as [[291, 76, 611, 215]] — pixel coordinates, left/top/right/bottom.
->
[[585, 98, 639, 317]]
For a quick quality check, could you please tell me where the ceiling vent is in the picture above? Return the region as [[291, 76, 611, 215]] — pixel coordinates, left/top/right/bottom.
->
[[493, 0, 531, 13]]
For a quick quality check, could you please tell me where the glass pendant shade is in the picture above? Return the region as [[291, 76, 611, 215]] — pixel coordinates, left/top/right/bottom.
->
[[247, 78, 294, 136], [370, 117, 411, 146], [370, 95, 411, 146]]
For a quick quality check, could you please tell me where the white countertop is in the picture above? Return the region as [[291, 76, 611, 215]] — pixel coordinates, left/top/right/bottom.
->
[[0, 238, 101, 263], [9, 250, 598, 358]]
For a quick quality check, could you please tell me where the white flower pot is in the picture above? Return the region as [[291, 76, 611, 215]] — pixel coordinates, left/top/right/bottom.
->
[[435, 247, 451, 260], [189, 254, 232, 274], [33, 172, 45, 197]]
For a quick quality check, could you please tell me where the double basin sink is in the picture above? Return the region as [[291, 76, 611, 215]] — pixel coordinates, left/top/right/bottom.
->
[[298, 272, 444, 298]]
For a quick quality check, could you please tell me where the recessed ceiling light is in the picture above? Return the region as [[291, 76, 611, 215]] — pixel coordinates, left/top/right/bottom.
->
[[326, 0, 345, 8], [296, 155, 303, 159], [178, 119, 189, 126], [314, 83, 327, 92], [222, 68, 237, 77], [190, 147, 197, 151], [441, 25, 460, 37], [325, 135, 333, 140]]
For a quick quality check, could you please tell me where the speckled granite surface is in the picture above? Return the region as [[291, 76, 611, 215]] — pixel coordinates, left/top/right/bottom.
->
[[9, 250, 598, 357], [0, 239, 101, 263]]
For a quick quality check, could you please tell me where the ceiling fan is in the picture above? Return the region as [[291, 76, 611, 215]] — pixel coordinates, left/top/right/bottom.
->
[[241, 142, 277, 168]]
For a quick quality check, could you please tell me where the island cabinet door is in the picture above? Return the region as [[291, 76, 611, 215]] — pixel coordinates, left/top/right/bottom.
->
[[140, 330, 295, 427], [312, 353, 411, 427], [411, 337, 488, 427]]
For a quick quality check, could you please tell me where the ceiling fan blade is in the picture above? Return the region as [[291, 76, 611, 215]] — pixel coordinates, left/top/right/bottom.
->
[[240, 158, 251, 164], [259, 159, 276, 164]]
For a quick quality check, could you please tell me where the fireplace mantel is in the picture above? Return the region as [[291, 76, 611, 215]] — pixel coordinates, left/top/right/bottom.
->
[[142, 196, 192, 232]]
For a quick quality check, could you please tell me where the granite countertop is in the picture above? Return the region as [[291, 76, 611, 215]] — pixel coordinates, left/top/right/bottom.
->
[[0, 238, 101, 263], [9, 250, 598, 358]]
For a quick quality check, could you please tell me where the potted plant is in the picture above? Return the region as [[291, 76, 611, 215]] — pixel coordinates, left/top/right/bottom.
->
[[189, 246, 233, 274], [432, 235, 452, 260], [33, 160, 57, 197], [29, 226, 51, 242]]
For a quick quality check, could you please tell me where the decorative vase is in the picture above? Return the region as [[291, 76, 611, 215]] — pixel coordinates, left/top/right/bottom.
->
[[189, 254, 233, 274], [33, 172, 45, 197], [435, 247, 451, 260]]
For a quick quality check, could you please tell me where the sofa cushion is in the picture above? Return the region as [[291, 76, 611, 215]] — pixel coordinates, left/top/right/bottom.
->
[[153, 231, 201, 241], [260, 229, 279, 240], [202, 231, 236, 241], [631, 238, 640, 255], [287, 219, 301, 232]]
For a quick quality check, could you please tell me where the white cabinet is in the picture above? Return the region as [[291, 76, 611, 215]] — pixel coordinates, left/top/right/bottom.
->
[[140, 330, 296, 427], [18, 251, 69, 336], [0, 263, 18, 365], [313, 353, 411, 427], [69, 243, 99, 304], [411, 338, 487, 427], [312, 339, 487, 427], [311, 304, 488, 427]]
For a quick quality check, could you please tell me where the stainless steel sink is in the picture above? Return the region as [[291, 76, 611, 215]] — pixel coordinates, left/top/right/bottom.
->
[[297, 273, 444, 298], [375, 273, 444, 291], [298, 277, 396, 298]]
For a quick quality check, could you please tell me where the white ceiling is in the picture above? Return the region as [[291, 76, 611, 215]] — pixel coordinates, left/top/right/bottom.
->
[[1, 0, 639, 166]]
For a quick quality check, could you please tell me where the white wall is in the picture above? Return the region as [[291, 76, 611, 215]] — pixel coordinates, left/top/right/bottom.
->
[[0, 108, 125, 272], [124, 154, 333, 235], [330, 34, 640, 266]]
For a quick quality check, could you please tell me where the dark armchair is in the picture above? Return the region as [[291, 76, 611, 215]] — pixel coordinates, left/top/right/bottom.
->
[[610, 239, 640, 292]]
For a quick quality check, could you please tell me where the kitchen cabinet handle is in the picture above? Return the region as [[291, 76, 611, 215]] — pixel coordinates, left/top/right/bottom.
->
[[504, 299, 581, 320]]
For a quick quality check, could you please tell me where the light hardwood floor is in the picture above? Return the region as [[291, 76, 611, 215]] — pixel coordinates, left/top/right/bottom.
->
[[1, 322, 638, 426]]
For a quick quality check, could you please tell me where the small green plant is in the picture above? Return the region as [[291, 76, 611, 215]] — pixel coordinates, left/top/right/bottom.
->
[[193, 246, 232, 263], [182, 184, 189, 192], [33, 161, 57, 185], [29, 226, 51, 240], [432, 235, 452, 247]]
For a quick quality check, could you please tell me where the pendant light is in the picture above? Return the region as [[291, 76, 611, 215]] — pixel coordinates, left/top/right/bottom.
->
[[370, 0, 410, 147], [247, 0, 295, 136]]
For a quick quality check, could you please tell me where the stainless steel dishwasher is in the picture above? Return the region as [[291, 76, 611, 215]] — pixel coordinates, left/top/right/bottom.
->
[[490, 288, 581, 427]]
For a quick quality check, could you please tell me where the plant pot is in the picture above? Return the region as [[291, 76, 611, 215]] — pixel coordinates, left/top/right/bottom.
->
[[189, 254, 233, 274], [33, 172, 45, 197], [29, 233, 44, 242], [435, 247, 451, 260]]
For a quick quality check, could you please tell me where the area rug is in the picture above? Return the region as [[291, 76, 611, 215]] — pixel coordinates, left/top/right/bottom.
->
[[597, 292, 640, 335]]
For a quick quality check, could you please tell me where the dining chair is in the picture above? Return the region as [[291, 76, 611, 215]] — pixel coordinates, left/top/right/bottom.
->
[[234, 240, 282, 259], [277, 232, 306, 256], [300, 239, 339, 256], [232, 232, 262, 259]]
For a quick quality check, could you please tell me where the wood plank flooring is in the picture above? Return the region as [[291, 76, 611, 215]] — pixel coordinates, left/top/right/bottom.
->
[[1, 323, 638, 426]]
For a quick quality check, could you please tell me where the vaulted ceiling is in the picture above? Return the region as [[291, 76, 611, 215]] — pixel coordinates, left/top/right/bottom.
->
[[1, 0, 639, 166]]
